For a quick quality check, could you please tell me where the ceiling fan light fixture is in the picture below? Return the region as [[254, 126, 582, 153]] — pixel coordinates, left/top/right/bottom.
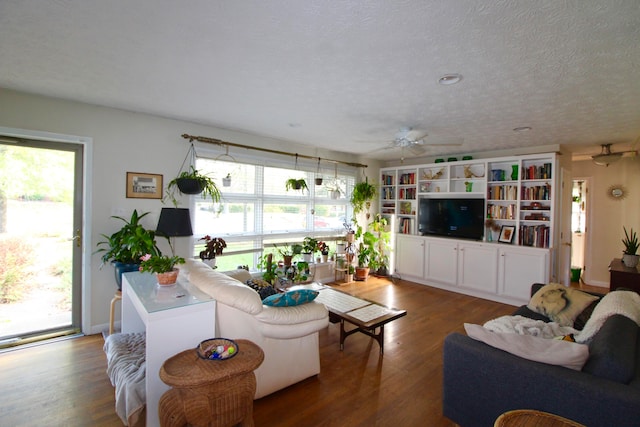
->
[[592, 144, 623, 166], [438, 73, 463, 85]]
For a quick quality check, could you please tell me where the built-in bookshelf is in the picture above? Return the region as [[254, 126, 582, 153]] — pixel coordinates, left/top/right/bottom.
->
[[380, 153, 556, 248]]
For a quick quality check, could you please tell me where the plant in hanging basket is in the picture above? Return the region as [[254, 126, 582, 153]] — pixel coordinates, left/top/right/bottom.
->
[[285, 178, 308, 192], [166, 166, 222, 207], [350, 178, 377, 214]]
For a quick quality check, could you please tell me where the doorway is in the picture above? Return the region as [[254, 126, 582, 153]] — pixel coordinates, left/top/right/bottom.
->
[[571, 179, 589, 284], [0, 135, 84, 348]]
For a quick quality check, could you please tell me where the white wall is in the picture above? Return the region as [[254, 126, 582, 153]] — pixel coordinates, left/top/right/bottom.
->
[[0, 88, 373, 333]]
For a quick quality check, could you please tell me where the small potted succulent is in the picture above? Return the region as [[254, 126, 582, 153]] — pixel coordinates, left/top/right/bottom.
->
[[199, 235, 227, 268], [139, 253, 185, 286], [622, 227, 639, 268]]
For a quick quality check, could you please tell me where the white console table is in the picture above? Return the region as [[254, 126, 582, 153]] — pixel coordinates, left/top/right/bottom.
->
[[121, 271, 216, 427]]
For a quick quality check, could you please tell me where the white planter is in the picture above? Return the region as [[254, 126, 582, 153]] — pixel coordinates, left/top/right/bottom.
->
[[622, 253, 639, 268], [302, 253, 313, 262], [336, 243, 346, 254], [202, 258, 217, 269]]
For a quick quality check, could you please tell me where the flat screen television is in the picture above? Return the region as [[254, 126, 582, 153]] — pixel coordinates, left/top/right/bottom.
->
[[418, 198, 485, 240]]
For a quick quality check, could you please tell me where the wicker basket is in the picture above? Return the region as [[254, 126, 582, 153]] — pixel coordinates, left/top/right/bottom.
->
[[196, 338, 238, 360]]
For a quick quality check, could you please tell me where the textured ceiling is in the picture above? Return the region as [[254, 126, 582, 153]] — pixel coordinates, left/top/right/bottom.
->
[[1, 1, 639, 161]]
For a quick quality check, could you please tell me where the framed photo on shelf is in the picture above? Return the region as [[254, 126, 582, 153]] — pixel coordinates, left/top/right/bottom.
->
[[498, 225, 515, 244], [126, 172, 163, 199]]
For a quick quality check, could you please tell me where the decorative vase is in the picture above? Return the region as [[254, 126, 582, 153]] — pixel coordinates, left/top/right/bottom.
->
[[622, 253, 639, 268], [511, 165, 519, 181], [156, 269, 179, 286]]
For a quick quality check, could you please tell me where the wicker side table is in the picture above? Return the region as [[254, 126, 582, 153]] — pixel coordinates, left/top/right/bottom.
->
[[159, 339, 264, 427]]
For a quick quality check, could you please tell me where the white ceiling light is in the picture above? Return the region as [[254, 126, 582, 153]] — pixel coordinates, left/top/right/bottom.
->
[[592, 144, 623, 166], [438, 74, 462, 85]]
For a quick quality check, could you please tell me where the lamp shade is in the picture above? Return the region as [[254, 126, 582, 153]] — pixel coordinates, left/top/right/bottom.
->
[[156, 208, 193, 237], [592, 144, 623, 166]]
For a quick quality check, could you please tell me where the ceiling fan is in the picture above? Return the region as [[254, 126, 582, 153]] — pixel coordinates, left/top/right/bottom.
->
[[373, 127, 463, 155], [591, 143, 637, 166]]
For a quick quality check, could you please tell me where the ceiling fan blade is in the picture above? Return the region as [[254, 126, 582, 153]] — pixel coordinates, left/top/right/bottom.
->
[[407, 144, 427, 155], [421, 136, 464, 146]]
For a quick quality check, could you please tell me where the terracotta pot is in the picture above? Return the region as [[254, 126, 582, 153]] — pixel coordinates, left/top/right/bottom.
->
[[355, 267, 370, 281], [156, 268, 179, 286]]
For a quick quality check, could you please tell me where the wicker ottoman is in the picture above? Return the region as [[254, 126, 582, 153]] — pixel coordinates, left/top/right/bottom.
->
[[159, 339, 264, 427]]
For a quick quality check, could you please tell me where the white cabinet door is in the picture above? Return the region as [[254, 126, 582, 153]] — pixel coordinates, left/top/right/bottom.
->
[[499, 246, 549, 302], [395, 234, 425, 278], [425, 238, 458, 285], [458, 242, 499, 293]]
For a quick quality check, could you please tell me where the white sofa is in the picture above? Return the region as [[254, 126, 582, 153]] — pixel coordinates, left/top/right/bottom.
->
[[180, 259, 329, 398]]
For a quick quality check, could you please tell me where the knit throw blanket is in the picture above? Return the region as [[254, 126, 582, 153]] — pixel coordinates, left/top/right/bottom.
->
[[574, 290, 640, 343], [484, 315, 577, 339], [103, 332, 146, 426]]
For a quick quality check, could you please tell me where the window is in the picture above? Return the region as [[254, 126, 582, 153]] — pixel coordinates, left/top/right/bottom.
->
[[192, 154, 355, 271]]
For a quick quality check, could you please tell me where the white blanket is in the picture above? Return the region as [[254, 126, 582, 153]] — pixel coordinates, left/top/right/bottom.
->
[[484, 315, 578, 339], [103, 332, 146, 426], [575, 290, 640, 343]]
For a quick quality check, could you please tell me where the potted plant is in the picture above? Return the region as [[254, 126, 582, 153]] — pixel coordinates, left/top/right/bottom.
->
[[198, 235, 227, 268], [622, 226, 639, 268], [222, 173, 232, 187], [346, 264, 355, 283], [325, 182, 342, 200], [285, 178, 308, 193], [258, 253, 277, 285], [344, 220, 356, 243], [370, 214, 391, 276], [139, 253, 185, 286], [95, 209, 162, 290], [275, 243, 302, 266], [317, 241, 329, 262], [350, 177, 377, 216], [485, 218, 501, 242], [166, 166, 222, 207], [302, 236, 318, 262]]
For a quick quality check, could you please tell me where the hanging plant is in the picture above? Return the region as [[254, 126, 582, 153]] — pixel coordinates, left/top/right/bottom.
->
[[351, 177, 377, 214], [285, 178, 308, 192], [165, 144, 221, 207], [166, 166, 221, 207]]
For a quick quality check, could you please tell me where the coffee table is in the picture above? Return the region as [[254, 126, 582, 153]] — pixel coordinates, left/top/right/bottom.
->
[[293, 283, 406, 354]]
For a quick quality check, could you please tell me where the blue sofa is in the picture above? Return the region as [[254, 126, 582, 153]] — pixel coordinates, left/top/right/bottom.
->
[[443, 285, 640, 427]]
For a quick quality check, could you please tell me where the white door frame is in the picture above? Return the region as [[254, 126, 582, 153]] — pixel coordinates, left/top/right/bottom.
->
[[0, 126, 93, 335]]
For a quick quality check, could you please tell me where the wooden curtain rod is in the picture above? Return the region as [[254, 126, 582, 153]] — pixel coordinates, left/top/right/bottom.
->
[[181, 133, 368, 169]]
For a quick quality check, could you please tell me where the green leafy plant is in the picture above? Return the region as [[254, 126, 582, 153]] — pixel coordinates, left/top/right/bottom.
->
[[95, 210, 161, 265], [285, 178, 308, 193], [622, 227, 638, 255], [258, 253, 277, 284], [350, 178, 377, 214], [274, 243, 303, 258], [166, 166, 222, 207], [302, 236, 318, 254], [138, 253, 185, 274]]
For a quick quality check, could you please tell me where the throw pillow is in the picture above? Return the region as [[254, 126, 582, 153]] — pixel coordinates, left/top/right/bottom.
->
[[245, 278, 277, 300], [262, 289, 319, 307], [464, 323, 589, 370], [527, 283, 599, 327]]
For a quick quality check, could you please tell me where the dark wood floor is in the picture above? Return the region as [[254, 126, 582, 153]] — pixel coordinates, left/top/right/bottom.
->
[[1, 277, 598, 426]]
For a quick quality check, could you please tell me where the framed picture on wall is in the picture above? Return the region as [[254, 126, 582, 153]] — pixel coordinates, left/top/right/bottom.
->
[[498, 225, 515, 244], [126, 172, 163, 199]]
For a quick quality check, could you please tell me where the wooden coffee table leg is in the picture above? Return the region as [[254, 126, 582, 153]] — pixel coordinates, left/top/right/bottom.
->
[[339, 319, 346, 351]]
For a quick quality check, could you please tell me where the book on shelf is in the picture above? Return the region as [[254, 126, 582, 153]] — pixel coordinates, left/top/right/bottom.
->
[[398, 187, 416, 200], [523, 163, 552, 180], [382, 187, 395, 200], [398, 217, 414, 234], [399, 172, 416, 185], [381, 174, 395, 185], [487, 203, 516, 220], [487, 185, 517, 200], [518, 224, 550, 248], [521, 184, 551, 201]]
